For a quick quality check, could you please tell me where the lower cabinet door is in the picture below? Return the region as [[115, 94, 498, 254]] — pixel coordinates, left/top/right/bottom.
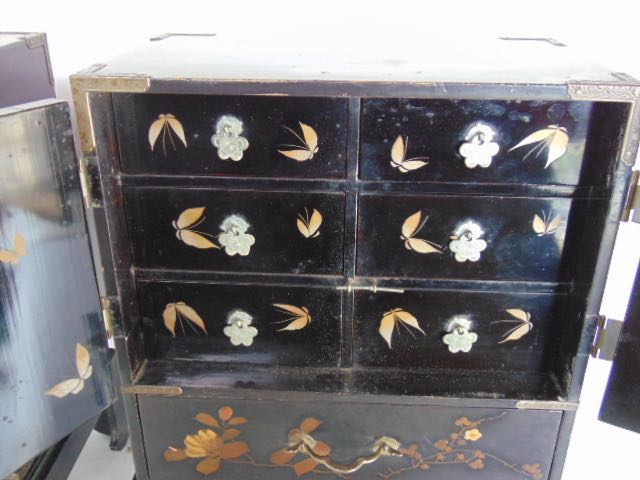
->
[[139, 395, 561, 479]]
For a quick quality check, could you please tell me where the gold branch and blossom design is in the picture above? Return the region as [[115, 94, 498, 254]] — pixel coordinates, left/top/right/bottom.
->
[[164, 407, 543, 478], [376, 413, 543, 480]]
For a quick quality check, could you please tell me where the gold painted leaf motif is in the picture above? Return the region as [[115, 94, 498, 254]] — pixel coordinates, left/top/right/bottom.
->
[[172, 207, 220, 249], [272, 304, 312, 331], [390, 135, 429, 172], [400, 211, 442, 254], [379, 308, 426, 349], [278, 122, 319, 161], [492, 309, 533, 344], [532, 210, 561, 236], [148, 113, 187, 156], [163, 302, 208, 336], [46, 343, 93, 398], [296, 207, 323, 238], [508, 125, 569, 168], [0, 232, 27, 265]]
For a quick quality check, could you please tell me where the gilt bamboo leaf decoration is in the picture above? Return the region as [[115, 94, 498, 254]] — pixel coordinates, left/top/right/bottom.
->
[[163, 302, 208, 336], [379, 308, 426, 349], [148, 114, 187, 156], [492, 309, 533, 344], [46, 343, 93, 398], [272, 304, 312, 331], [509, 125, 569, 168]]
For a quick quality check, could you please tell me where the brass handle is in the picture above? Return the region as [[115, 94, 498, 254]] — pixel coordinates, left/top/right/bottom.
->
[[287, 431, 403, 474]]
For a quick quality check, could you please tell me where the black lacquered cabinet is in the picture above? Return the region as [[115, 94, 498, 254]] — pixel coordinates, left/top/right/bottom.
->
[[6, 34, 635, 479]]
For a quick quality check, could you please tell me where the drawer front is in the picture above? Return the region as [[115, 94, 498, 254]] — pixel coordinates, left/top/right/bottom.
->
[[360, 98, 592, 185], [137, 281, 342, 367], [357, 194, 581, 282], [140, 395, 560, 479], [353, 288, 566, 372], [124, 188, 345, 275], [114, 94, 348, 179]]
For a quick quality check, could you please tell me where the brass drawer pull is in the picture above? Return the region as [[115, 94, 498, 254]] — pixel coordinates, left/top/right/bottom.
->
[[287, 431, 403, 474]]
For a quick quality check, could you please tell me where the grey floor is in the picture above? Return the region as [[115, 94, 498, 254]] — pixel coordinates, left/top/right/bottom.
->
[[68, 433, 133, 480]]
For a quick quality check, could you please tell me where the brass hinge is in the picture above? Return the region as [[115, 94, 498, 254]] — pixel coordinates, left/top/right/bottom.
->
[[100, 296, 118, 340], [79, 155, 95, 210], [591, 315, 624, 360], [622, 171, 640, 223]]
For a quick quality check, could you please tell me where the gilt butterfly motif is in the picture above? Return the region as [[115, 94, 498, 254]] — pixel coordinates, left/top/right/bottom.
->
[[296, 207, 323, 238], [400, 211, 443, 254], [0, 232, 27, 265], [46, 343, 93, 398], [172, 207, 220, 250], [278, 122, 319, 161], [532, 210, 561, 237], [390, 135, 429, 172]]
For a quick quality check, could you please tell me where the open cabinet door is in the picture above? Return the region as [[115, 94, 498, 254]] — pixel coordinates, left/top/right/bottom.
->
[[599, 258, 640, 433], [0, 100, 113, 477]]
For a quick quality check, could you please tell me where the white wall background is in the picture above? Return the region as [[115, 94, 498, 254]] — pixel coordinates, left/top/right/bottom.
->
[[2, 1, 640, 479]]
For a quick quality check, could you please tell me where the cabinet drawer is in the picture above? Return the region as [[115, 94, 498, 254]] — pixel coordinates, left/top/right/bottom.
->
[[360, 98, 594, 185], [137, 281, 342, 367], [124, 187, 345, 275], [356, 193, 591, 282], [140, 395, 560, 479], [114, 93, 347, 179], [353, 288, 566, 372]]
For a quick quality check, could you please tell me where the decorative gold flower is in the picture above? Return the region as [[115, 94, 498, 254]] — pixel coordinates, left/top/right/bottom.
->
[[469, 458, 485, 470], [164, 405, 250, 476], [464, 428, 483, 442], [185, 429, 223, 459]]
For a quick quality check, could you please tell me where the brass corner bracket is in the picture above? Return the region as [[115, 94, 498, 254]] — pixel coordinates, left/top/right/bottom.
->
[[568, 81, 640, 167], [70, 70, 150, 156], [70, 70, 150, 207]]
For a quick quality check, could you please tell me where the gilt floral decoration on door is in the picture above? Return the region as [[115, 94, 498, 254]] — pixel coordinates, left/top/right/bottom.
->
[[164, 406, 544, 478]]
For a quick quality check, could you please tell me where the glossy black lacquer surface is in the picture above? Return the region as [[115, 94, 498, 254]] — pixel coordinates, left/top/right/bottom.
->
[[0, 101, 111, 478], [139, 395, 561, 480], [357, 193, 586, 282], [360, 99, 593, 185], [124, 187, 345, 275], [136, 281, 342, 367], [600, 265, 640, 433], [113, 93, 348, 179], [354, 288, 568, 373]]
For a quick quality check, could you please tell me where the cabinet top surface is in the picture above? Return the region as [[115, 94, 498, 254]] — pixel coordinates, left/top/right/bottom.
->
[[78, 33, 636, 86]]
